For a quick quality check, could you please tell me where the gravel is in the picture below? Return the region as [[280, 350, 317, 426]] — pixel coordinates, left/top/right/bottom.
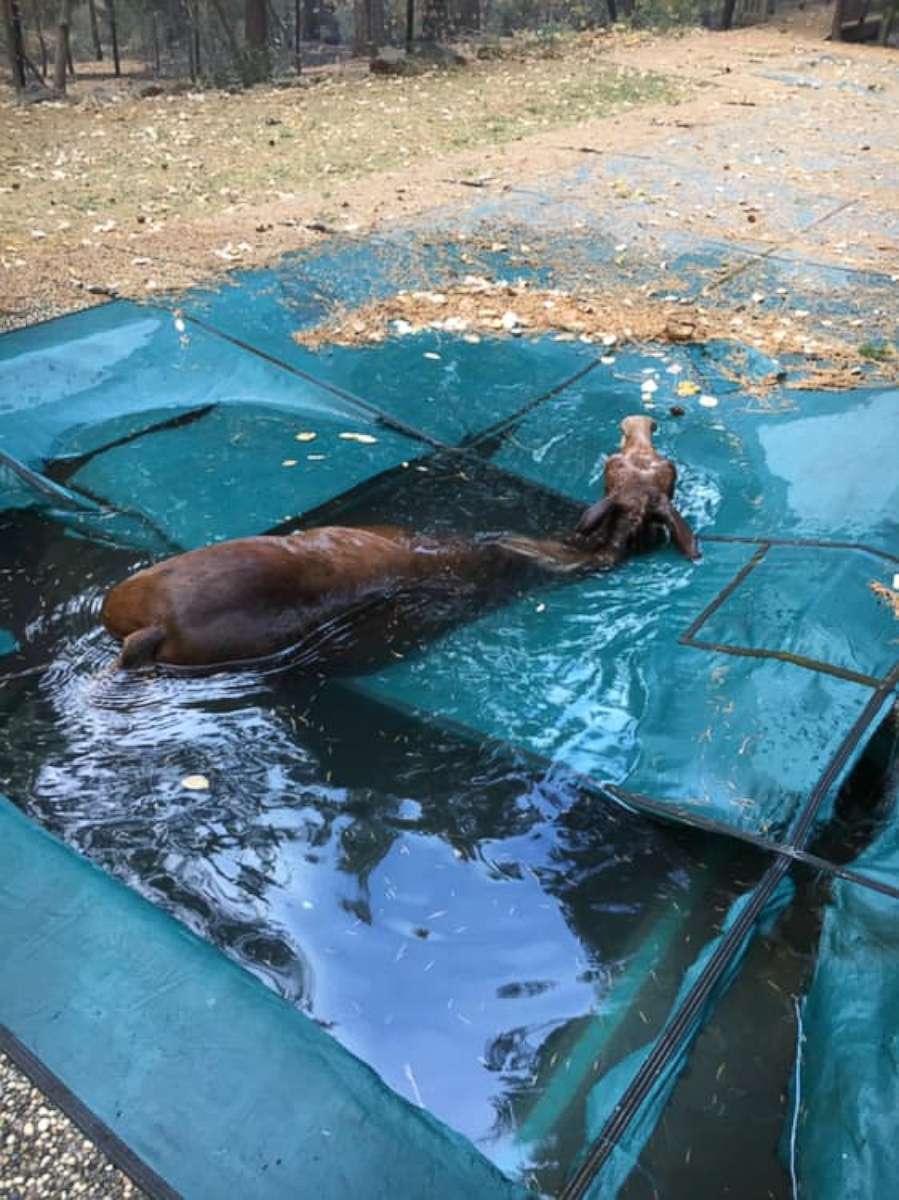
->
[[0, 1052, 146, 1200]]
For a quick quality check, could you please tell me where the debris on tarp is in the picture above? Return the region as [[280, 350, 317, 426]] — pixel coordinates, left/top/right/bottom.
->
[[870, 581, 899, 619], [292, 276, 897, 392]]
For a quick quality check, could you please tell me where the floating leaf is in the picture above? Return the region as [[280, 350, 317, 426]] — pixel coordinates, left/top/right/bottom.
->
[[338, 432, 378, 444], [676, 380, 700, 397], [181, 774, 210, 791], [281, 459, 298, 467], [295, 431, 317, 442]]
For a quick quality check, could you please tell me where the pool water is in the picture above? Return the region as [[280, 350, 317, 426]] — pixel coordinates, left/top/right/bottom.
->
[[0, 501, 775, 1196], [1, 303, 897, 1196], [0, 495, 893, 1196]]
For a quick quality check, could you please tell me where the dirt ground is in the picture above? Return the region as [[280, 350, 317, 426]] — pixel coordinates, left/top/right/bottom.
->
[[1, 5, 897, 361]]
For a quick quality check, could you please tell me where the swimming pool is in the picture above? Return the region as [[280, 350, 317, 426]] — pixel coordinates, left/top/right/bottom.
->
[[1, 247, 897, 1198]]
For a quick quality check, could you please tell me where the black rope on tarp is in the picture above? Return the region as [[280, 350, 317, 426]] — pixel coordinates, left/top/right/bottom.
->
[[560, 660, 899, 1200]]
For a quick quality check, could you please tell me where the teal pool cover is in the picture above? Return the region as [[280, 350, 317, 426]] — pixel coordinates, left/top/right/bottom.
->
[[0, 227, 897, 1199]]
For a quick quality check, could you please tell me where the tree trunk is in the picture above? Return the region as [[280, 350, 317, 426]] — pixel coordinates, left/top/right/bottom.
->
[[245, 0, 267, 47], [209, 0, 245, 67], [107, 0, 120, 75], [406, 0, 414, 51], [720, 0, 737, 30], [187, 6, 197, 79], [880, 0, 897, 44], [830, 0, 842, 39], [87, 0, 103, 59], [458, 0, 480, 31], [302, 0, 319, 39], [245, 0, 270, 79], [210, 0, 267, 83], [266, 0, 287, 40], [352, 0, 368, 53], [3, 0, 27, 94], [183, 0, 200, 80], [421, 0, 447, 41], [152, 10, 160, 74], [53, 0, 72, 93], [35, 0, 49, 76], [369, 0, 385, 45]]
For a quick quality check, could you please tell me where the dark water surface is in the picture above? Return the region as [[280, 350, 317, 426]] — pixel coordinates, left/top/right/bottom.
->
[[1, 493, 890, 1197]]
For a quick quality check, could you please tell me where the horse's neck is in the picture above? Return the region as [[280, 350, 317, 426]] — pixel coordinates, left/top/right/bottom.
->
[[489, 534, 609, 577]]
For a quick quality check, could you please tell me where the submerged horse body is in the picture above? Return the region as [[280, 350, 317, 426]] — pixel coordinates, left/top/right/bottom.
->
[[102, 525, 611, 672], [102, 415, 699, 672]]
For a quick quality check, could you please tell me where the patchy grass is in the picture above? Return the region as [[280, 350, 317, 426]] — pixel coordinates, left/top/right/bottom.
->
[[857, 340, 895, 362], [0, 38, 680, 264]]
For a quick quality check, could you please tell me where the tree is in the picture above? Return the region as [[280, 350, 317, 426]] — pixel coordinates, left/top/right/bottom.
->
[[458, 0, 480, 32], [245, 0, 268, 64], [352, 0, 367, 53], [183, 0, 201, 81], [245, 0, 271, 79], [87, 0, 102, 59], [302, 0, 319, 40], [208, 0, 270, 83], [33, 0, 49, 77], [53, 0, 72, 93], [2, 0, 27, 95], [106, 0, 121, 76], [209, 0, 246, 71], [353, 0, 384, 52], [421, 0, 448, 41]]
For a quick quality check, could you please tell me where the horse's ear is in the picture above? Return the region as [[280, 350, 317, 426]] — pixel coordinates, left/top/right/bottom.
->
[[657, 497, 700, 561], [576, 496, 619, 538]]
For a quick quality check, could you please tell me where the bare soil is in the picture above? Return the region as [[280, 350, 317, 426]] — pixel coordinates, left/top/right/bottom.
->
[[1, 8, 897, 368]]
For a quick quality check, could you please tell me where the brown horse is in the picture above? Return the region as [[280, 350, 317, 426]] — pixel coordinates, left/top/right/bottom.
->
[[575, 415, 700, 561], [102, 415, 698, 672]]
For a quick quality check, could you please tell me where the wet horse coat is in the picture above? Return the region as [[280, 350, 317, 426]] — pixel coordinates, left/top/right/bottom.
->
[[575, 415, 700, 561], [102, 416, 699, 671]]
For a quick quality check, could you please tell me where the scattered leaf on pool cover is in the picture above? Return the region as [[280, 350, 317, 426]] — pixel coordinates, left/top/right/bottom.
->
[[181, 774, 210, 791], [870, 581, 899, 618]]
